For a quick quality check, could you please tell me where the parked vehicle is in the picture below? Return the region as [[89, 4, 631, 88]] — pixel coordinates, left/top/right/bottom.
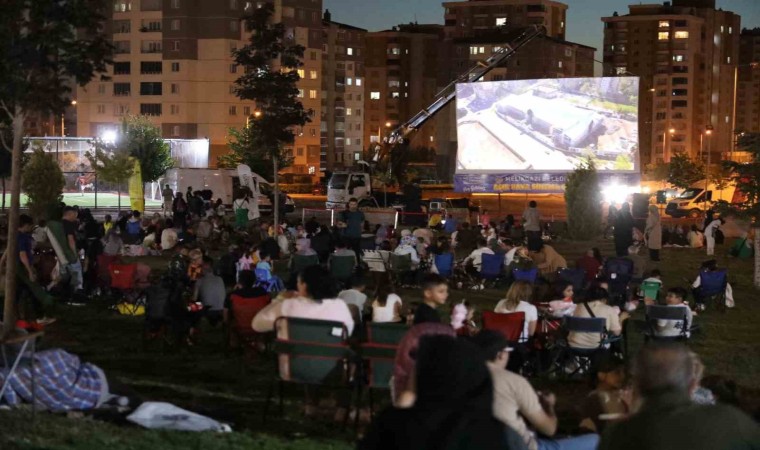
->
[[665, 180, 741, 218]]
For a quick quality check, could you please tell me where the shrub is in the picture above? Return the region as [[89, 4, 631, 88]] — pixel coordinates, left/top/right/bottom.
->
[[22, 147, 65, 219], [564, 159, 602, 240]]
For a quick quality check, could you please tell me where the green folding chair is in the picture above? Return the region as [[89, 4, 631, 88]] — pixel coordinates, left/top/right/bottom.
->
[[290, 254, 320, 279], [640, 281, 662, 303], [330, 255, 356, 286], [360, 322, 409, 416], [263, 317, 356, 425], [389, 253, 412, 287]]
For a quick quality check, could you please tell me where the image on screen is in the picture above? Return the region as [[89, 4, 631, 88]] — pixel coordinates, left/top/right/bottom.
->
[[455, 77, 640, 173]]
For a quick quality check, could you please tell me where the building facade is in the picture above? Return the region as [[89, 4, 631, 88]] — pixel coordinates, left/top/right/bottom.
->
[[321, 11, 366, 173], [76, 0, 325, 180], [736, 28, 760, 135], [602, 0, 740, 166], [362, 24, 444, 157]]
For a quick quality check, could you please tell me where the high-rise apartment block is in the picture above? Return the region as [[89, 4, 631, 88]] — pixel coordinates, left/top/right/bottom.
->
[[736, 28, 760, 136], [321, 11, 366, 172], [602, 0, 740, 166], [77, 0, 325, 179], [362, 24, 444, 154]]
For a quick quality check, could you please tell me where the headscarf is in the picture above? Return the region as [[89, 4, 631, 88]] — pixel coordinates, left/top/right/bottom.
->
[[295, 238, 316, 255], [392, 323, 455, 403], [400, 235, 416, 247]]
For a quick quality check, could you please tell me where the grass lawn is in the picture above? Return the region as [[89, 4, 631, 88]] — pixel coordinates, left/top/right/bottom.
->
[[0, 236, 758, 448], [1, 192, 162, 209]]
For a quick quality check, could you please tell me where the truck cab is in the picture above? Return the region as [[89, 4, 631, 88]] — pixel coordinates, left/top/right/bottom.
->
[[326, 172, 371, 209], [665, 181, 737, 218]]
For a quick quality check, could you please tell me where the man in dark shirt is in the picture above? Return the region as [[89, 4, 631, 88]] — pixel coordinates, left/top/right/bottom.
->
[[337, 198, 365, 257], [62, 206, 83, 291], [599, 344, 760, 450], [413, 274, 449, 325]]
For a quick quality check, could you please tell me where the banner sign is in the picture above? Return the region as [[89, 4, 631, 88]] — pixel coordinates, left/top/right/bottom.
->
[[454, 172, 640, 194]]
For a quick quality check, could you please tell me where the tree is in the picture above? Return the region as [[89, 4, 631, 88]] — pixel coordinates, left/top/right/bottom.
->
[[721, 132, 760, 288], [232, 3, 311, 229], [667, 152, 705, 189], [642, 162, 670, 183], [121, 115, 173, 183], [564, 159, 602, 240], [0, 0, 111, 334], [22, 147, 65, 219], [217, 126, 294, 176], [85, 138, 135, 211]]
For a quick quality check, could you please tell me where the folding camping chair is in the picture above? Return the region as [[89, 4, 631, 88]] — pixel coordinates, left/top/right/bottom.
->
[[291, 254, 320, 275], [389, 253, 413, 287], [360, 323, 409, 417], [604, 258, 634, 308], [263, 318, 356, 425], [434, 253, 454, 278], [558, 268, 586, 293], [108, 263, 146, 315], [330, 255, 357, 287], [480, 253, 505, 287], [482, 311, 525, 344], [512, 267, 539, 284], [694, 269, 728, 311], [639, 280, 662, 303], [555, 317, 618, 378], [255, 268, 284, 294], [644, 305, 696, 342], [228, 294, 271, 354]]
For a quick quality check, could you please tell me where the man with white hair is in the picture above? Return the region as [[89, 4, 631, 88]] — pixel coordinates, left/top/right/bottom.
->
[[599, 344, 760, 450]]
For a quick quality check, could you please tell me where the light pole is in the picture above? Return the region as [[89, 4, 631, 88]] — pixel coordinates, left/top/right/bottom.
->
[[703, 125, 713, 211], [663, 127, 675, 159], [61, 100, 76, 137]]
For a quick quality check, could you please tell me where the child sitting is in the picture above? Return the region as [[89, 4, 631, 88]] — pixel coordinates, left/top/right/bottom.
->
[[255, 251, 284, 292], [413, 274, 449, 325], [580, 357, 630, 434], [653, 287, 693, 339], [187, 248, 204, 282], [546, 281, 576, 318]]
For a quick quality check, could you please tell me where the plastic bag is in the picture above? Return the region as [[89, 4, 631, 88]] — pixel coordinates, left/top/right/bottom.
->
[[127, 402, 232, 432]]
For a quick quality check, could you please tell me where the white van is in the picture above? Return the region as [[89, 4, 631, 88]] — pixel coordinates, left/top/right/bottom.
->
[[163, 168, 295, 214], [665, 180, 739, 218]]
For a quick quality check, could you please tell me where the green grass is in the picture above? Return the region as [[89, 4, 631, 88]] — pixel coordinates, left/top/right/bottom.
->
[[0, 236, 758, 448], [1, 193, 162, 209]]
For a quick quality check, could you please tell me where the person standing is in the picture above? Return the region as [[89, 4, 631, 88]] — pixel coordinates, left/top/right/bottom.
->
[[233, 192, 250, 230], [161, 184, 174, 217], [523, 201, 542, 252], [703, 217, 724, 256], [644, 205, 662, 261], [172, 192, 188, 229], [613, 202, 634, 257], [337, 198, 365, 257]]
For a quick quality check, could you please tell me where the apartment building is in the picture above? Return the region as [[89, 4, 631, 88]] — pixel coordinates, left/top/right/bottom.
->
[[362, 24, 444, 156], [436, 0, 593, 179], [736, 28, 760, 135], [76, 0, 325, 180], [602, 0, 740, 166], [321, 11, 366, 172]]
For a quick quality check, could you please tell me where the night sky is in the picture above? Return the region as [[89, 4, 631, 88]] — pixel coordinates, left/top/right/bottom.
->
[[323, 0, 760, 70]]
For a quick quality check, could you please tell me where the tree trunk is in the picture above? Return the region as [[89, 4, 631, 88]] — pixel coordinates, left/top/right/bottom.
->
[[273, 154, 279, 231], [1, 177, 5, 211], [3, 110, 25, 335], [754, 226, 760, 289]]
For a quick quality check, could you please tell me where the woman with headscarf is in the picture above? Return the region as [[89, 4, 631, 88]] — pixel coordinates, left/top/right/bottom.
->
[[613, 202, 634, 257], [394, 230, 421, 268], [362, 334, 528, 450], [644, 204, 662, 261]]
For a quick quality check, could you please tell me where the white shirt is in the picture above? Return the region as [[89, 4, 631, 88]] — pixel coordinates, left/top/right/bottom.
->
[[493, 300, 538, 343], [160, 228, 178, 250], [338, 289, 368, 311], [655, 304, 693, 338], [252, 297, 355, 335], [504, 247, 518, 267], [466, 247, 495, 271], [372, 294, 403, 323], [704, 219, 721, 239], [523, 207, 541, 232]]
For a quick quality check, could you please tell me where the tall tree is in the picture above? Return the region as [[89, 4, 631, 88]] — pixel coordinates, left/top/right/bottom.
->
[[121, 115, 173, 184], [86, 138, 135, 211], [721, 132, 760, 288], [564, 159, 602, 240], [0, 0, 111, 334], [232, 3, 311, 228], [217, 126, 294, 176], [22, 147, 66, 219], [667, 152, 705, 189]]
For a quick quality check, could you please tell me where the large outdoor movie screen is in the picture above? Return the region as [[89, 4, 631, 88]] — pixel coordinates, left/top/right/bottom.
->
[[455, 77, 640, 174]]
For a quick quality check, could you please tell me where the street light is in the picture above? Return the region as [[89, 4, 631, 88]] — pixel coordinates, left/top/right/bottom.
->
[[61, 100, 77, 137], [703, 124, 714, 211]]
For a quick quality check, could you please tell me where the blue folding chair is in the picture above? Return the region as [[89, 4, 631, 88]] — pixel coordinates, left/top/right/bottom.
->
[[604, 258, 634, 307], [255, 268, 284, 294], [512, 267, 538, 284], [695, 269, 728, 311], [558, 267, 586, 292], [480, 253, 505, 285], [434, 253, 454, 278]]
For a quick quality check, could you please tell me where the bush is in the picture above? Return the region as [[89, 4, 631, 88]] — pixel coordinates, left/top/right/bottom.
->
[[22, 147, 65, 219], [564, 160, 602, 240]]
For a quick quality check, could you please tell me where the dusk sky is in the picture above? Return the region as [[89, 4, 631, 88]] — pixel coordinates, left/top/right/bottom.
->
[[323, 0, 760, 71]]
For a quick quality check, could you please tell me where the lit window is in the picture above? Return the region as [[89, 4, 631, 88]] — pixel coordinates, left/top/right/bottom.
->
[[356, 78, 362, 86], [673, 55, 684, 62], [370, 91, 380, 100], [470, 46, 478, 55], [309, 90, 317, 99], [658, 32, 670, 40], [674, 31, 689, 39], [495, 17, 507, 26], [297, 89, 304, 98], [346, 138, 352, 145], [310, 70, 318, 79], [721, 26, 724, 33], [346, 108, 352, 116], [729, 26, 733, 34], [615, 67, 628, 75], [727, 56, 731, 64], [346, 77, 353, 86], [479, 47, 485, 54], [391, 92, 400, 98], [558, 61, 563, 68], [297, 69, 305, 79], [347, 47, 353, 55], [659, 20, 669, 28], [370, 135, 379, 143]]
